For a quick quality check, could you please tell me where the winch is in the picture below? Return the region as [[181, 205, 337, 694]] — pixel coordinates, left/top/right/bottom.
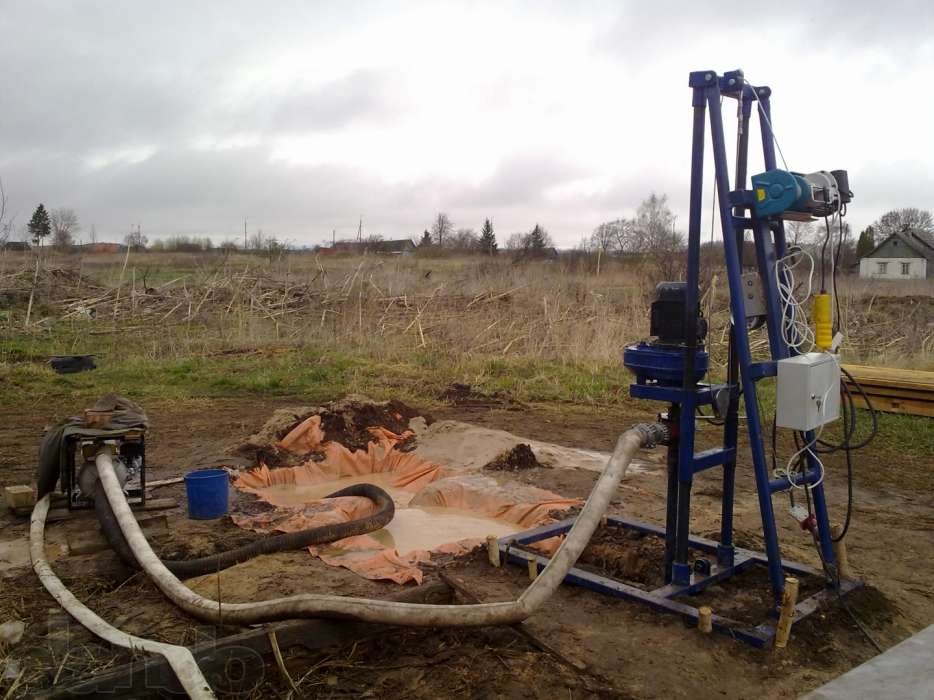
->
[[751, 168, 852, 218]]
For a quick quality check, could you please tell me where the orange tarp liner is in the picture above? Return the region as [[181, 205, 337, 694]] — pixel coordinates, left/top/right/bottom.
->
[[231, 415, 580, 584], [236, 416, 452, 495]]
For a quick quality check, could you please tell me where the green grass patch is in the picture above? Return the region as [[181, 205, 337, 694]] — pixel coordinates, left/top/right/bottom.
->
[[2, 328, 930, 459]]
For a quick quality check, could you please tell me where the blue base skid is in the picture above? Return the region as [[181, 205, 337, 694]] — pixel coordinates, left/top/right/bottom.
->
[[499, 515, 861, 648]]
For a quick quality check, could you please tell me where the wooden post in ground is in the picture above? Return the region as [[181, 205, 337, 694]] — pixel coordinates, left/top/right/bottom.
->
[[774, 577, 799, 649], [831, 525, 852, 580], [486, 535, 500, 567], [697, 606, 712, 634]]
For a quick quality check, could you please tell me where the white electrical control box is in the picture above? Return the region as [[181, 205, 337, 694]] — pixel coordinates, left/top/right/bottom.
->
[[776, 353, 840, 431]]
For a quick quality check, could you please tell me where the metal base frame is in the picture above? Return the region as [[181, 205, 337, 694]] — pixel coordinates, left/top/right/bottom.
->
[[499, 515, 861, 648]]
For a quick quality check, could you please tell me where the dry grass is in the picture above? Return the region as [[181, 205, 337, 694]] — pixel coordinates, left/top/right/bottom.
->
[[1, 249, 930, 371]]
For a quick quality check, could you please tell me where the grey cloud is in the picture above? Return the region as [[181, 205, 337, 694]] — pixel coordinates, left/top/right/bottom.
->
[[269, 70, 399, 132], [0, 1, 928, 247], [596, 1, 934, 62], [449, 153, 588, 208], [0, 1, 388, 157]]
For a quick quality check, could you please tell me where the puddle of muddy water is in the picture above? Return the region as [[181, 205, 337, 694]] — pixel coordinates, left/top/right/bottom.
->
[[252, 475, 520, 555], [258, 473, 415, 507], [371, 506, 519, 553]]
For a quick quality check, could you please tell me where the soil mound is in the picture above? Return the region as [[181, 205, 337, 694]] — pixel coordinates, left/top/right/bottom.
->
[[483, 444, 543, 472]]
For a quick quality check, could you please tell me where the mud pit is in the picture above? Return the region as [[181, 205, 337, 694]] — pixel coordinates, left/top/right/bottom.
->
[[1, 395, 933, 698]]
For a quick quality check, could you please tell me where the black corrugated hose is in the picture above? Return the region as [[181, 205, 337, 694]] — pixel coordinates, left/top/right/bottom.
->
[[94, 483, 395, 579]]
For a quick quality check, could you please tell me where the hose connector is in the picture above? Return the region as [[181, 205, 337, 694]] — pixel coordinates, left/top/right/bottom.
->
[[631, 422, 669, 448]]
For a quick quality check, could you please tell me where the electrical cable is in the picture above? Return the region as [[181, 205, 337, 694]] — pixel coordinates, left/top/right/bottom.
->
[[775, 246, 816, 353], [820, 216, 833, 292], [832, 213, 845, 334]]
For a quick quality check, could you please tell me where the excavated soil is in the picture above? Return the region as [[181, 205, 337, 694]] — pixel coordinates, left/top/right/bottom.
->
[[579, 527, 667, 588], [317, 398, 427, 451], [1, 396, 933, 699], [482, 443, 543, 472]]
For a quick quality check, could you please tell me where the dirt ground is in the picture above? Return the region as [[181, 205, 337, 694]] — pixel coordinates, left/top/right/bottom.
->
[[1, 395, 932, 698]]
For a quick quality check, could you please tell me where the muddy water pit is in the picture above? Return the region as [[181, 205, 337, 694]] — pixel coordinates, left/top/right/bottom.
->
[[256, 474, 521, 554]]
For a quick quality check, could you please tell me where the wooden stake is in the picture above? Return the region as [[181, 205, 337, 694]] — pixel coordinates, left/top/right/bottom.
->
[[774, 576, 799, 649], [831, 525, 851, 580], [697, 606, 712, 634], [527, 558, 538, 581], [486, 535, 500, 567], [24, 256, 40, 327]]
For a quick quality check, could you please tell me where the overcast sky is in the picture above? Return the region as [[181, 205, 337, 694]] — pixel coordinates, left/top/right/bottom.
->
[[2, 1, 933, 247]]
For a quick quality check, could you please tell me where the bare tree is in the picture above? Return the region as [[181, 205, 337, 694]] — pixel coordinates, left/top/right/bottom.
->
[[872, 208, 934, 241], [504, 232, 527, 250], [589, 219, 630, 255], [784, 220, 815, 247], [51, 208, 80, 249], [0, 178, 13, 245], [449, 227, 479, 250], [248, 229, 265, 251], [629, 193, 681, 254], [430, 213, 454, 246], [124, 227, 148, 250]]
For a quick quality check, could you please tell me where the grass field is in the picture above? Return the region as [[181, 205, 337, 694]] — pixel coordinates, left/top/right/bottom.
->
[[2, 248, 931, 456]]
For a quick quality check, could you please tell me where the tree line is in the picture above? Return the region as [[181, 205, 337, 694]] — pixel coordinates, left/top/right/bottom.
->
[[582, 194, 933, 274], [10, 195, 932, 266], [417, 214, 555, 258]]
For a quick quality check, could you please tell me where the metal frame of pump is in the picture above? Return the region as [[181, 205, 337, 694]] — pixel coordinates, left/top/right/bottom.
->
[[496, 69, 860, 647]]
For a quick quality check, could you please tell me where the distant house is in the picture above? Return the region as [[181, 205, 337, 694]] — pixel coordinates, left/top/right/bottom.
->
[[858, 231, 933, 279], [369, 239, 416, 255], [0, 241, 31, 252], [324, 239, 416, 256], [78, 242, 128, 254]]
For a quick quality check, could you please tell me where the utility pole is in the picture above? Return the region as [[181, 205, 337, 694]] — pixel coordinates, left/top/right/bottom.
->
[[244, 219, 248, 250], [332, 229, 336, 246], [357, 216, 363, 242]]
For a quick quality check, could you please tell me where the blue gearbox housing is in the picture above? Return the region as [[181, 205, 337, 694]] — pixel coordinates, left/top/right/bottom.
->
[[750, 169, 811, 217], [624, 342, 709, 386]]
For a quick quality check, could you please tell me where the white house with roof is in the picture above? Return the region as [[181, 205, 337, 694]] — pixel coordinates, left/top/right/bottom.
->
[[858, 230, 933, 279]]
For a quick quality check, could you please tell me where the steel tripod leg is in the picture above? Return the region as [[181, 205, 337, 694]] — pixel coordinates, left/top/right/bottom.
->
[[663, 406, 679, 584]]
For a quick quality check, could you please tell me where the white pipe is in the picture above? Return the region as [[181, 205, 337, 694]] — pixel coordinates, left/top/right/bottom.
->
[[29, 494, 216, 699], [95, 424, 661, 627]]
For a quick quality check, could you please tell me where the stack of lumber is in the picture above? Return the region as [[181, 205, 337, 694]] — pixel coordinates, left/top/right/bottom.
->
[[842, 364, 934, 418]]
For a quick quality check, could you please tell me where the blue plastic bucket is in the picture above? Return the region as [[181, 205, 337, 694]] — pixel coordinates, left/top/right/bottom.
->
[[184, 468, 229, 519]]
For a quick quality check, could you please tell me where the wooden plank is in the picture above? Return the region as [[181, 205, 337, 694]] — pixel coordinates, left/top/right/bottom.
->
[[12, 497, 179, 520], [37, 581, 453, 699], [146, 476, 184, 488], [843, 384, 933, 402], [842, 364, 934, 418], [849, 392, 934, 418], [843, 364, 934, 392]]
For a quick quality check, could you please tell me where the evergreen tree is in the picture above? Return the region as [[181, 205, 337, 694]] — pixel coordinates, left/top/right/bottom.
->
[[419, 229, 432, 247], [526, 223, 550, 254], [28, 204, 51, 247], [479, 218, 497, 255], [855, 225, 875, 258]]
